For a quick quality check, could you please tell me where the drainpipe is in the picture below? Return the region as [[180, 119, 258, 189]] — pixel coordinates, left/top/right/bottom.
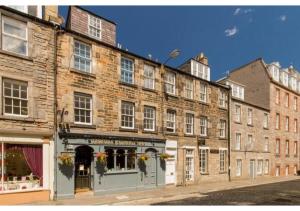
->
[[227, 86, 231, 182]]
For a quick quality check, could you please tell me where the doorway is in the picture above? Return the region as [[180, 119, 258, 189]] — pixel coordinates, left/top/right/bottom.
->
[[75, 145, 94, 193], [144, 149, 157, 187]]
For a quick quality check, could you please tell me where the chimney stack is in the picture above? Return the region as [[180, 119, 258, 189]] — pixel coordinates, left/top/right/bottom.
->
[[44, 6, 63, 25], [195, 52, 208, 66]]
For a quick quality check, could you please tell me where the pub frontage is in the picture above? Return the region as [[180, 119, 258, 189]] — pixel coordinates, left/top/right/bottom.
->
[[55, 132, 166, 199]]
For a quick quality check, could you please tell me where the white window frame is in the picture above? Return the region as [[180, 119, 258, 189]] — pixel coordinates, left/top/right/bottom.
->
[[73, 40, 92, 73], [285, 116, 289, 131], [276, 113, 280, 129], [121, 101, 135, 129], [247, 108, 253, 125], [143, 106, 155, 131], [200, 116, 208, 137], [257, 160, 263, 175], [143, 64, 155, 90], [276, 139, 280, 155], [264, 137, 269, 152], [219, 149, 227, 172], [185, 149, 194, 181], [166, 110, 176, 133], [219, 120, 226, 138], [185, 113, 194, 135], [294, 96, 298, 111], [294, 141, 298, 156], [199, 82, 207, 103], [235, 133, 241, 150], [236, 159, 242, 176], [285, 93, 289, 107], [263, 113, 269, 129], [264, 159, 269, 174], [184, 78, 194, 100], [165, 72, 176, 95], [191, 60, 210, 81], [3, 79, 28, 117], [219, 90, 227, 108], [2, 16, 28, 56], [294, 119, 298, 133], [247, 134, 253, 151], [88, 14, 102, 39], [199, 147, 209, 174], [74, 93, 92, 125], [121, 57, 134, 84], [286, 140, 289, 156], [235, 104, 241, 123]]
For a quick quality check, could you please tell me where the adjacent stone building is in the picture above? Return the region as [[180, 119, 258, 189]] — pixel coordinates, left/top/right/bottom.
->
[[54, 6, 230, 199], [218, 77, 272, 180], [0, 6, 60, 204], [219, 58, 299, 179]]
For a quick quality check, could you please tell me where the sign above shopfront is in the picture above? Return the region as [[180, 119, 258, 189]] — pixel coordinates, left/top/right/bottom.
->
[[89, 139, 146, 146]]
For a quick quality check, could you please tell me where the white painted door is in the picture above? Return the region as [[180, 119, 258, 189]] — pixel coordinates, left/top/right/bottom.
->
[[166, 160, 176, 184]]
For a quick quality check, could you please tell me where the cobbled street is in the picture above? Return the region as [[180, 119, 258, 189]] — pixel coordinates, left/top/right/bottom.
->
[[154, 179, 300, 205]]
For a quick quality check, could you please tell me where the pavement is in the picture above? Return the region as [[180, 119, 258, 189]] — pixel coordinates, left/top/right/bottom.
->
[[28, 176, 299, 205]]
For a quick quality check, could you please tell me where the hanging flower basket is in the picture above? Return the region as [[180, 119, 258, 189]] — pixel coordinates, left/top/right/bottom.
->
[[139, 153, 149, 162], [96, 152, 107, 163], [159, 153, 172, 160], [58, 153, 73, 166]]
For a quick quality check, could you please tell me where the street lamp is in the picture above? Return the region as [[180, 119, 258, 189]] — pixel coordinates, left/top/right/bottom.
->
[[163, 49, 180, 65]]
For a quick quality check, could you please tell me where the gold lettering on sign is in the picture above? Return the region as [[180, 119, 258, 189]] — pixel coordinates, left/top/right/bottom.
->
[[89, 139, 146, 146]]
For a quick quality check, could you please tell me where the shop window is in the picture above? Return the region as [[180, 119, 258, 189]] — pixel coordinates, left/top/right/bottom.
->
[[0, 143, 42, 193], [105, 148, 136, 172], [116, 149, 125, 171]]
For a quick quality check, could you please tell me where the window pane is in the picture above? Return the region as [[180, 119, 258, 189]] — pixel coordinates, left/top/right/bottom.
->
[[3, 20, 26, 38], [3, 35, 27, 55], [127, 149, 136, 170]]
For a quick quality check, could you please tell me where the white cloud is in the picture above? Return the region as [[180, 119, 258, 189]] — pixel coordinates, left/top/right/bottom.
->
[[233, 8, 253, 16], [225, 26, 238, 37], [279, 15, 287, 22], [233, 8, 241, 15]]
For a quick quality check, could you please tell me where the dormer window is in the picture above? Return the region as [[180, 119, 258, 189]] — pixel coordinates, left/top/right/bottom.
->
[[227, 82, 244, 100], [7, 5, 42, 18], [191, 60, 210, 81], [88, 15, 101, 39], [281, 72, 289, 87], [271, 65, 280, 81]]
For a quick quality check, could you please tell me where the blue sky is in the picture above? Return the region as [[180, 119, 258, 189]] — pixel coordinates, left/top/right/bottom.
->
[[59, 6, 300, 81]]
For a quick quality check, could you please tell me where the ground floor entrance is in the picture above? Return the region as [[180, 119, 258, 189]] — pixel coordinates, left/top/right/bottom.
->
[[75, 145, 93, 193]]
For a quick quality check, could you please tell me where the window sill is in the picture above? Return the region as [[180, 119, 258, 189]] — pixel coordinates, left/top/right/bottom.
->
[[0, 115, 37, 123], [219, 171, 228, 174], [70, 69, 96, 78], [200, 173, 209, 175], [182, 97, 195, 103], [247, 124, 254, 127], [184, 134, 196, 138], [142, 130, 158, 134], [285, 155, 290, 158], [104, 170, 138, 175], [294, 155, 298, 158], [199, 101, 209, 106], [70, 123, 97, 129], [165, 93, 178, 99], [0, 49, 33, 62], [219, 137, 227, 140], [119, 127, 138, 133], [263, 127, 269, 130], [142, 87, 158, 94], [218, 106, 228, 111], [275, 154, 281, 158], [164, 132, 178, 136], [234, 121, 242, 124], [119, 81, 138, 88]]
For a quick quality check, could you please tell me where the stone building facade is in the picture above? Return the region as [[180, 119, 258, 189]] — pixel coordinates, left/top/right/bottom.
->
[[218, 77, 272, 180], [54, 6, 230, 199], [219, 58, 299, 178], [0, 6, 60, 204]]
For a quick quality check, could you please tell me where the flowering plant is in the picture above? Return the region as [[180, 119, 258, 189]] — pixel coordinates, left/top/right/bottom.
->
[[159, 153, 172, 160], [139, 154, 149, 161], [96, 152, 107, 163], [58, 153, 73, 166]]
